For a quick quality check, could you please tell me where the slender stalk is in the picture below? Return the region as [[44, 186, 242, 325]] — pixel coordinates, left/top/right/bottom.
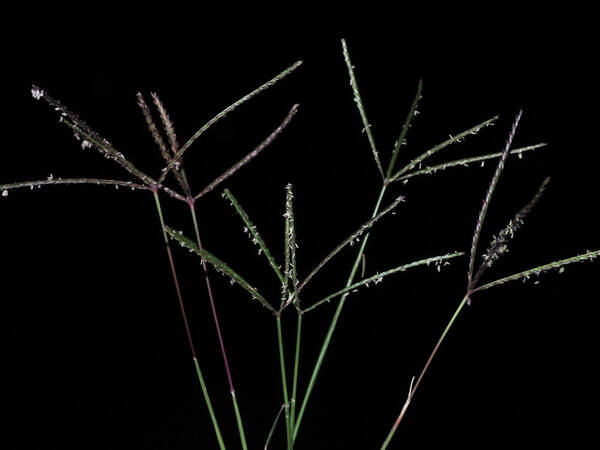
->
[[290, 313, 303, 429], [188, 200, 248, 450], [293, 184, 388, 442], [380, 294, 469, 450], [152, 191, 226, 450], [276, 316, 293, 449]]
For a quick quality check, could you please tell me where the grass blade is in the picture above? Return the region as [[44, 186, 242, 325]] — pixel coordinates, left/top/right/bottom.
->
[[264, 404, 285, 450], [468, 111, 522, 289], [472, 250, 600, 293], [193, 104, 299, 200], [303, 252, 464, 313], [223, 188, 285, 284], [388, 115, 499, 182], [298, 194, 406, 292], [342, 38, 385, 180], [159, 61, 303, 182], [471, 177, 550, 287], [386, 79, 423, 179], [165, 225, 276, 314], [393, 143, 547, 182]]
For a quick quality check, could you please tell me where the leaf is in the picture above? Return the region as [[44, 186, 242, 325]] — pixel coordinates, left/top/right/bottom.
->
[[264, 405, 285, 450]]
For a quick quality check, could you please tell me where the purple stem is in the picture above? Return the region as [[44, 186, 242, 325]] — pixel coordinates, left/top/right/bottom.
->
[[153, 191, 197, 358], [188, 199, 235, 393]]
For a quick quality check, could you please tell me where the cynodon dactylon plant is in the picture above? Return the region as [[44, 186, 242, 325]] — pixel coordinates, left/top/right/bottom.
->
[[3, 39, 598, 449]]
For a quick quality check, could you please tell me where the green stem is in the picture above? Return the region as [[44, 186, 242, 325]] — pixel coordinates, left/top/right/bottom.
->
[[380, 294, 470, 450], [293, 184, 388, 442], [290, 313, 303, 429], [231, 393, 248, 450], [276, 316, 293, 450], [193, 357, 227, 450], [152, 191, 226, 450]]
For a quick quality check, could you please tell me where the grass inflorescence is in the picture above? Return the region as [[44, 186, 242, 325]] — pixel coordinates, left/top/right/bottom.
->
[[3, 40, 597, 450]]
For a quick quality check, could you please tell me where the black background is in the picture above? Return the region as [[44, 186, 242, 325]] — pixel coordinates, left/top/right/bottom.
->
[[2, 12, 599, 450]]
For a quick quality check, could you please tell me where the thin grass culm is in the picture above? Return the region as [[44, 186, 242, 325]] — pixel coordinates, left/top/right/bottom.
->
[[4, 40, 597, 450]]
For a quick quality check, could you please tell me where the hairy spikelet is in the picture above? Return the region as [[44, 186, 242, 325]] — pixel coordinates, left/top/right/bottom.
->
[[303, 252, 464, 313], [471, 177, 550, 287], [389, 116, 498, 182], [298, 194, 406, 291], [387, 79, 423, 179], [395, 143, 547, 182], [149, 92, 190, 195], [223, 188, 285, 285], [1, 178, 149, 194], [151, 92, 179, 154], [159, 61, 303, 183], [165, 226, 276, 314], [31, 86, 186, 201], [342, 39, 385, 179], [468, 111, 522, 289], [284, 183, 300, 308], [194, 105, 299, 200], [137, 92, 170, 161], [473, 250, 599, 292]]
